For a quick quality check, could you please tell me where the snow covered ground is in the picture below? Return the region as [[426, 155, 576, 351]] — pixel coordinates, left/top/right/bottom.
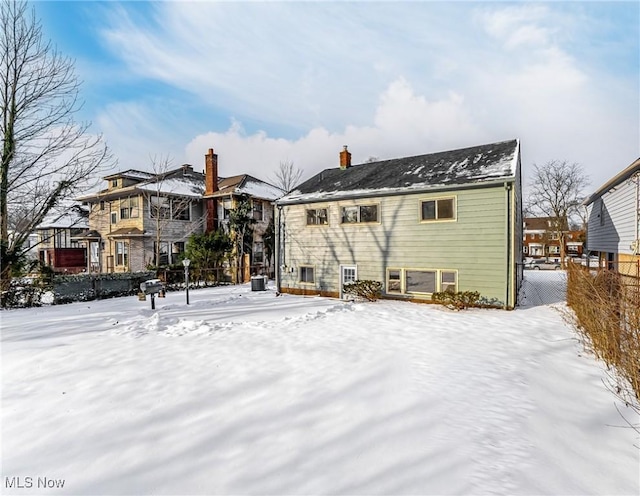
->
[[1, 271, 638, 495]]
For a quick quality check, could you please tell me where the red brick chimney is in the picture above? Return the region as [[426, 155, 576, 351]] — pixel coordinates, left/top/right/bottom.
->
[[339, 145, 351, 170], [205, 148, 219, 232]]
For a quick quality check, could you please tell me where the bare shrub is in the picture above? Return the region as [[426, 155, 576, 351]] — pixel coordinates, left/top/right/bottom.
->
[[566, 263, 640, 431], [432, 291, 481, 310], [343, 280, 382, 302]]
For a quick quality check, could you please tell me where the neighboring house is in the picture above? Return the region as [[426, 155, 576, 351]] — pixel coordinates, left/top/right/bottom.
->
[[76, 148, 282, 276], [35, 204, 89, 273], [201, 148, 284, 274], [583, 157, 640, 275], [275, 139, 523, 309], [523, 217, 584, 260], [76, 164, 206, 273]]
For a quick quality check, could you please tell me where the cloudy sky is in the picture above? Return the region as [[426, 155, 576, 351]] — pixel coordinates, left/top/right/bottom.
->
[[35, 1, 638, 193]]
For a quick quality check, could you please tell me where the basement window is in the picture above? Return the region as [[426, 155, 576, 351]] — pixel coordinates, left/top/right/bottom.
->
[[300, 266, 315, 284]]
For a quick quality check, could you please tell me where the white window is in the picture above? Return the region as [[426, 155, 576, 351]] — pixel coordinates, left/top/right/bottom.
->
[[406, 270, 437, 294], [341, 204, 378, 224], [441, 271, 457, 293], [523, 245, 529, 254], [386, 268, 458, 295], [420, 197, 455, 221], [222, 199, 232, 221], [306, 208, 328, 225], [300, 266, 315, 284], [110, 212, 117, 224], [387, 269, 402, 293], [115, 241, 128, 266], [120, 197, 139, 219]]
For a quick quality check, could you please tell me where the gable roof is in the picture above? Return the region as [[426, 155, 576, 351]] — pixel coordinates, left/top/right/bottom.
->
[[583, 157, 640, 206], [77, 166, 205, 202], [103, 169, 156, 181], [37, 204, 89, 230], [524, 216, 569, 232], [204, 174, 284, 201], [278, 139, 519, 204]]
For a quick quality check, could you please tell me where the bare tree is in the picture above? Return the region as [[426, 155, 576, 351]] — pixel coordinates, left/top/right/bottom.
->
[[1, 0, 112, 294], [270, 160, 303, 194], [526, 160, 589, 267], [143, 155, 205, 268]]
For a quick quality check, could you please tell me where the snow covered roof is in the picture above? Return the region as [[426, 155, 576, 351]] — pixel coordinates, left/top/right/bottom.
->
[[136, 176, 204, 198], [205, 175, 284, 201], [37, 204, 89, 230], [278, 139, 520, 204], [77, 166, 205, 201], [103, 169, 155, 181]]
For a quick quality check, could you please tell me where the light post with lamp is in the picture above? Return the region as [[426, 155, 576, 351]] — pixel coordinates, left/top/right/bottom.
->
[[182, 258, 191, 305]]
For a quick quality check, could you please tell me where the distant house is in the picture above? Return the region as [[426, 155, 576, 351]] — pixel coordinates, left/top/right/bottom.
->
[[523, 217, 584, 260], [583, 157, 640, 274], [201, 148, 283, 274], [35, 204, 89, 273], [275, 139, 523, 309], [76, 149, 282, 277], [76, 164, 206, 273]]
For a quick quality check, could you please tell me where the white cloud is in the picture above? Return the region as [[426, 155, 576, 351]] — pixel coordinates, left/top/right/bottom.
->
[[91, 2, 638, 192]]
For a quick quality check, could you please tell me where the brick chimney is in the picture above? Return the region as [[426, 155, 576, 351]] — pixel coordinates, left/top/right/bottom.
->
[[339, 145, 351, 169], [205, 148, 219, 232], [205, 148, 218, 195]]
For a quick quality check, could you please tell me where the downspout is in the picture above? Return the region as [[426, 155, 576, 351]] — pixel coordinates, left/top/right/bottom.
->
[[505, 182, 512, 309], [635, 173, 639, 247], [276, 204, 283, 293]]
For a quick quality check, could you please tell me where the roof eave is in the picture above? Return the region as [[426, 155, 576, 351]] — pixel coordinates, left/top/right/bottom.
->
[[583, 157, 640, 206], [276, 176, 516, 206]]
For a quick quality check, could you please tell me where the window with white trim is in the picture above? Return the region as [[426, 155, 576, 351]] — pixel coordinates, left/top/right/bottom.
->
[[115, 241, 128, 266], [386, 268, 458, 295], [406, 270, 437, 294], [387, 269, 402, 293], [440, 271, 457, 293], [120, 196, 139, 219], [110, 212, 117, 224], [306, 208, 328, 225], [420, 197, 455, 221], [341, 204, 378, 224], [300, 266, 315, 284]]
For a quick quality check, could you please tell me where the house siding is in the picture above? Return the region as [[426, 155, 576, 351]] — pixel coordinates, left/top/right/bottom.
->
[[278, 184, 514, 306], [586, 179, 639, 255]]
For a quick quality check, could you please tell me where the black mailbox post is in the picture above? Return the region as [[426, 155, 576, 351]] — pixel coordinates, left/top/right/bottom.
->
[[140, 279, 164, 309]]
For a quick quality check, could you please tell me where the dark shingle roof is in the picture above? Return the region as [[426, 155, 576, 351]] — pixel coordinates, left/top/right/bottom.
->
[[279, 139, 519, 204]]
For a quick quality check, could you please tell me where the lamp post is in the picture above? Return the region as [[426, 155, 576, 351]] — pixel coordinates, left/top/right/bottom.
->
[[182, 258, 191, 305]]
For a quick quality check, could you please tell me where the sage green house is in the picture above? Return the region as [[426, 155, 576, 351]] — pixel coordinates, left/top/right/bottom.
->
[[275, 139, 523, 308]]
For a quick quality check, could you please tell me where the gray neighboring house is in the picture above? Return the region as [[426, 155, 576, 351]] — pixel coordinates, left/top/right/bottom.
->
[[275, 139, 523, 308], [583, 157, 640, 274]]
